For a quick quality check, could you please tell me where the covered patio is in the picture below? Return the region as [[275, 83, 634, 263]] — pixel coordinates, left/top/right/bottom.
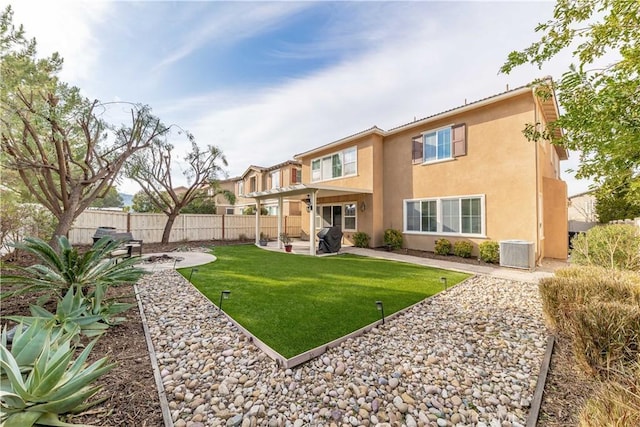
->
[[245, 183, 372, 255]]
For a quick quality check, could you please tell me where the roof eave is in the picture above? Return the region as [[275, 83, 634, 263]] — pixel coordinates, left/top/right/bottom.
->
[[294, 127, 386, 160]]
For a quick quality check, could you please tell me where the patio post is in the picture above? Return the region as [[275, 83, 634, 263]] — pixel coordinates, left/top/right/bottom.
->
[[309, 190, 316, 256], [277, 196, 283, 249], [255, 200, 261, 246]]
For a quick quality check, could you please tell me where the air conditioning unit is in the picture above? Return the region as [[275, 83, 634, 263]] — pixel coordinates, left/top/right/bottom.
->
[[499, 240, 535, 270]]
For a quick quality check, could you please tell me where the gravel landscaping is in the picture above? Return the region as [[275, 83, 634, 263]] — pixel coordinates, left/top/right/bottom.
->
[[138, 269, 546, 427]]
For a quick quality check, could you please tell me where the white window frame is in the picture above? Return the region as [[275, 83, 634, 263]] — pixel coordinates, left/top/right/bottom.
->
[[311, 147, 357, 182], [343, 203, 357, 231], [266, 205, 278, 216], [314, 201, 357, 231], [270, 171, 280, 189], [238, 181, 244, 196], [422, 124, 453, 164], [403, 194, 486, 237]]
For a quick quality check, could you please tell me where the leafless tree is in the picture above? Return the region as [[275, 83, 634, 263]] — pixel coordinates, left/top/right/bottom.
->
[[125, 139, 235, 243], [1, 6, 169, 244], [1, 93, 168, 242]]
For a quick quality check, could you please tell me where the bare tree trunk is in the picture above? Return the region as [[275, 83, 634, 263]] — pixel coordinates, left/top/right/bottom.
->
[[50, 209, 76, 247], [161, 212, 179, 243]]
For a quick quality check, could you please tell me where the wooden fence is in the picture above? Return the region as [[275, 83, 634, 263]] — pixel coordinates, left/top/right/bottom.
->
[[68, 210, 302, 245]]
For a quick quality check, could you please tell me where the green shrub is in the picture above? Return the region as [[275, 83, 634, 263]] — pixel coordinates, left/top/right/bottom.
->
[[9, 286, 109, 339], [453, 241, 474, 258], [352, 232, 370, 248], [1, 236, 144, 304], [539, 267, 640, 333], [383, 229, 403, 250], [0, 321, 114, 427], [571, 224, 640, 271], [243, 206, 268, 215], [434, 238, 452, 255], [571, 300, 640, 377], [478, 240, 499, 263]]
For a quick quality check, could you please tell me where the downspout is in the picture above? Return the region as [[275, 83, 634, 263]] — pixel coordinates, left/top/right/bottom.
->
[[533, 88, 541, 266]]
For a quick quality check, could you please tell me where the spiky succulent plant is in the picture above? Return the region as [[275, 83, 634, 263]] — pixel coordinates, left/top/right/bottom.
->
[[0, 321, 114, 427]]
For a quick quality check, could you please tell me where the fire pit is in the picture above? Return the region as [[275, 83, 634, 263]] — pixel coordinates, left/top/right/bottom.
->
[[142, 254, 184, 264]]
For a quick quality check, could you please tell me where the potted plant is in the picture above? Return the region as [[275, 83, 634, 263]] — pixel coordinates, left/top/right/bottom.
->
[[259, 232, 268, 246], [280, 232, 293, 252]]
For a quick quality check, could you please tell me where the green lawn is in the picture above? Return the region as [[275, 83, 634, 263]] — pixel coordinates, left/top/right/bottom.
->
[[180, 245, 470, 358]]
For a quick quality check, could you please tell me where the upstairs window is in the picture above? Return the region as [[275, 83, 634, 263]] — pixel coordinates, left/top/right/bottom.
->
[[291, 168, 302, 184], [238, 181, 244, 195], [311, 147, 357, 182], [270, 171, 280, 189], [425, 128, 451, 162], [412, 124, 466, 164]]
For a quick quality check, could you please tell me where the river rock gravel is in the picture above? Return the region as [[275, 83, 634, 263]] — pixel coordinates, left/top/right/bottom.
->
[[137, 270, 546, 427]]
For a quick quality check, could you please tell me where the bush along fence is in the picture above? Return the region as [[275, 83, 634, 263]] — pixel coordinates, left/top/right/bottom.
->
[[609, 217, 640, 229], [68, 210, 302, 245]]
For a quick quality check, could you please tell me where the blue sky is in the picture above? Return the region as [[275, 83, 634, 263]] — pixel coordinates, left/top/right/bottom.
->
[[11, 1, 594, 196]]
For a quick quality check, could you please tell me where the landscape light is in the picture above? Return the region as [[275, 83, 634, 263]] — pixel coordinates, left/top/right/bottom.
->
[[440, 277, 447, 290], [375, 300, 385, 325], [188, 267, 199, 281], [219, 290, 231, 312]]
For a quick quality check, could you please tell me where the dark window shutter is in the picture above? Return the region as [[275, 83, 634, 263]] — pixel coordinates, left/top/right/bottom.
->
[[412, 135, 423, 164], [452, 123, 467, 157]]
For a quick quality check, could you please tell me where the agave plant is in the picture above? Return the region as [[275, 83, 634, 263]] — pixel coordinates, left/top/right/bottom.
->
[[86, 282, 134, 326], [7, 287, 109, 339], [1, 236, 145, 304], [0, 320, 70, 374], [0, 322, 114, 427]]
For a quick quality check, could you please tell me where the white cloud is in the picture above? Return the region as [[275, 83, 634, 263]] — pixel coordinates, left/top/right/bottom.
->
[[9, 1, 112, 84], [9, 1, 594, 196], [152, 2, 312, 72], [176, 2, 575, 180]]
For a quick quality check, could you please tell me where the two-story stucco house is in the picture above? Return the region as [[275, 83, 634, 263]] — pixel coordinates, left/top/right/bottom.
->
[[214, 160, 303, 216], [247, 81, 569, 263]]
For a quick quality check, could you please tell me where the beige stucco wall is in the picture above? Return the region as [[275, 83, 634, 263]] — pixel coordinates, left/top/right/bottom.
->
[[299, 133, 381, 244], [568, 193, 597, 222], [296, 90, 568, 260], [300, 134, 378, 191], [383, 93, 539, 256], [542, 177, 568, 259]]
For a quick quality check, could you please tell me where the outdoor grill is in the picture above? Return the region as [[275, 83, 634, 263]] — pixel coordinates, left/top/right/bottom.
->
[[92, 226, 117, 244], [317, 226, 343, 253]]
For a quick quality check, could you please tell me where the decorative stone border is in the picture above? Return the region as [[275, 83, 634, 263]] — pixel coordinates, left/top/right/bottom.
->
[[134, 284, 174, 427], [193, 277, 473, 369], [526, 335, 555, 427]]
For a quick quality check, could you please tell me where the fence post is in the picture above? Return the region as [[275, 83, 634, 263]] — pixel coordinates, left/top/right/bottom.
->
[[222, 214, 225, 241], [127, 212, 131, 232]]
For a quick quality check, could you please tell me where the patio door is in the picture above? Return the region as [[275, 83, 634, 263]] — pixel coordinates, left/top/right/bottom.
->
[[320, 205, 342, 230], [316, 203, 357, 232]]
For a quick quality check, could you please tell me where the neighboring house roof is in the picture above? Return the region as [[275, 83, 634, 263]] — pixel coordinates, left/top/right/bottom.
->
[[218, 176, 241, 184], [295, 78, 568, 161], [569, 189, 596, 200], [239, 160, 301, 179], [264, 159, 301, 173], [172, 186, 189, 194]]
